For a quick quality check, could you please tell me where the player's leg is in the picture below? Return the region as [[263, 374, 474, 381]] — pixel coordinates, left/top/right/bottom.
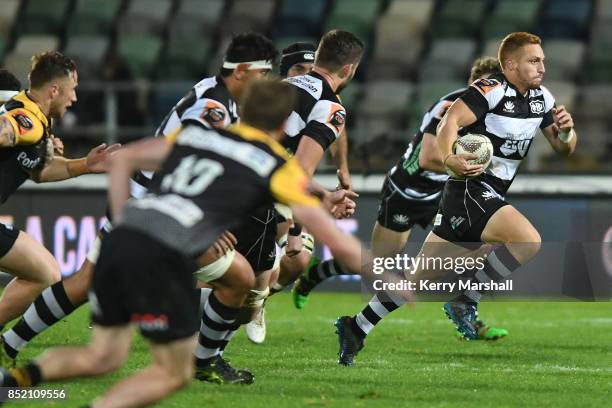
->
[[336, 230, 484, 365], [433, 181, 538, 339], [92, 335, 197, 408], [444, 205, 540, 337], [0, 228, 61, 327], [1, 258, 96, 364], [245, 268, 272, 344], [193, 250, 255, 384], [0, 225, 109, 364], [0, 324, 132, 386]]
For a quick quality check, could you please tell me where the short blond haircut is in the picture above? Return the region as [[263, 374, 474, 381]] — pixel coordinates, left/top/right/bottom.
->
[[498, 32, 541, 69]]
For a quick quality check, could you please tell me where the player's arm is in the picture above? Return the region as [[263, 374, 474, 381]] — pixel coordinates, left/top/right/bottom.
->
[[328, 128, 352, 189], [108, 137, 173, 222], [31, 142, 121, 183], [0, 116, 17, 147], [294, 135, 325, 178], [418, 99, 452, 173], [437, 99, 483, 177], [541, 105, 576, 156], [419, 133, 446, 173], [294, 138, 356, 218]]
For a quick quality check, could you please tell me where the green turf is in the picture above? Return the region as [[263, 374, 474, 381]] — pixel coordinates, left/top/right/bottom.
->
[[8, 293, 612, 407]]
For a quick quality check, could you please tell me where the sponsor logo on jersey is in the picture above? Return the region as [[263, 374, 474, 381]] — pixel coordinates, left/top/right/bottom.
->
[[393, 214, 410, 225], [529, 100, 544, 114], [503, 101, 515, 113], [268, 249, 276, 260], [327, 103, 346, 133], [450, 216, 465, 230], [16, 151, 41, 170], [500, 138, 530, 157], [286, 75, 320, 94], [13, 113, 33, 133], [481, 191, 496, 200], [434, 213, 442, 226], [201, 101, 227, 129], [472, 78, 500, 95]]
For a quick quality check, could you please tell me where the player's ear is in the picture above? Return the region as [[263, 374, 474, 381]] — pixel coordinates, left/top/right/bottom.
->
[[338, 64, 352, 79], [49, 83, 60, 98], [233, 63, 250, 80]]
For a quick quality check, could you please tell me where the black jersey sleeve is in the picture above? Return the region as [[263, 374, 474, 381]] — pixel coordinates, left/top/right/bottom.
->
[[461, 78, 504, 120], [300, 100, 346, 151]]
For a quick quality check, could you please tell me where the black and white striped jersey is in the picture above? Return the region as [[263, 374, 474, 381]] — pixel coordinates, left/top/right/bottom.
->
[[461, 72, 555, 195], [130, 76, 239, 198], [387, 88, 466, 202], [282, 72, 346, 154]]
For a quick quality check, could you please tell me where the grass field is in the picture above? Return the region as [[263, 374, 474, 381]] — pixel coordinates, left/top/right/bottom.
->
[[8, 293, 612, 407]]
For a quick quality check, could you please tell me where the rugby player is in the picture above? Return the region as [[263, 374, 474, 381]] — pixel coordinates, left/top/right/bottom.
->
[[0, 79, 368, 408], [0, 33, 275, 380], [335, 32, 577, 365], [246, 41, 354, 343], [293, 57, 509, 340], [0, 52, 118, 333], [267, 30, 363, 302]]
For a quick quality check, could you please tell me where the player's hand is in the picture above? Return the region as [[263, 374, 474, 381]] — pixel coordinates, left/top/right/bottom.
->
[[336, 169, 352, 191], [212, 231, 237, 256], [444, 153, 484, 178], [331, 196, 356, 219], [552, 105, 574, 134], [324, 189, 359, 218], [50, 134, 64, 156], [86, 143, 122, 173]]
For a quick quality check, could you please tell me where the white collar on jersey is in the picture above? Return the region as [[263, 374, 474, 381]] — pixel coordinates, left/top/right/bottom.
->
[[222, 60, 273, 70], [0, 90, 18, 101]]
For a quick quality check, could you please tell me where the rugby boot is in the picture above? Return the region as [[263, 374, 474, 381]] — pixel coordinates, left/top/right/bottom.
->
[[443, 301, 478, 340], [334, 316, 365, 366], [194, 356, 254, 385], [291, 256, 320, 309]]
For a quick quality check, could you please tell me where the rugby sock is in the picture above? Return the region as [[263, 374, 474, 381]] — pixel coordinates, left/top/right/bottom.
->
[[353, 292, 406, 338], [198, 288, 212, 317], [194, 291, 240, 368], [2, 281, 76, 359], [306, 258, 351, 285], [218, 322, 240, 355], [458, 245, 521, 304]]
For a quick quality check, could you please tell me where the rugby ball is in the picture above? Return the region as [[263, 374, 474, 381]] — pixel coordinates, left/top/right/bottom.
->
[[447, 133, 493, 179]]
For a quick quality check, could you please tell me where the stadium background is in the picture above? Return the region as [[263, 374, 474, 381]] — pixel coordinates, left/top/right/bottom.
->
[[0, 0, 611, 298]]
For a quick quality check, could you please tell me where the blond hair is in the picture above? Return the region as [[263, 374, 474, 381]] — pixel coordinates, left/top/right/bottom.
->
[[498, 32, 541, 69]]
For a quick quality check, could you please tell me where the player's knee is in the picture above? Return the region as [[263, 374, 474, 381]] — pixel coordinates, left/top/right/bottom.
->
[[235, 268, 255, 296], [525, 229, 541, 259], [37, 261, 61, 286]]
